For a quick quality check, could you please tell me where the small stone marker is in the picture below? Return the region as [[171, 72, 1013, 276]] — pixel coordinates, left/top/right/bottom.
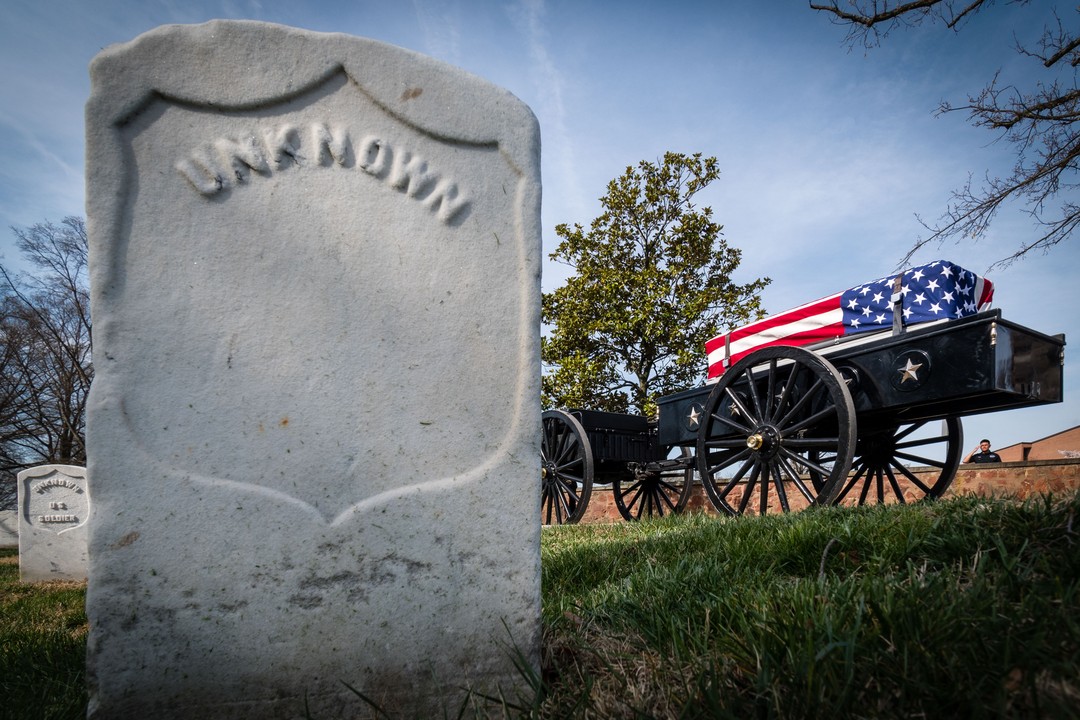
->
[[17, 464, 89, 582], [0, 510, 18, 549], [85, 20, 541, 719]]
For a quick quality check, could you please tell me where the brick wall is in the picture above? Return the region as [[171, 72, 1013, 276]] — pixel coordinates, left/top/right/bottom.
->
[[575, 458, 1080, 524], [948, 458, 1080, 498]]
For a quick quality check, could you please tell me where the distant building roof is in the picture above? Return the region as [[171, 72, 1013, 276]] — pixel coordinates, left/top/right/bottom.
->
[[995, 424, 1080, 462]]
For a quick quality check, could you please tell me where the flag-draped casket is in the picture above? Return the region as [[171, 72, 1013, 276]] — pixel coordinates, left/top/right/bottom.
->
[[705, 260, 994, 379]]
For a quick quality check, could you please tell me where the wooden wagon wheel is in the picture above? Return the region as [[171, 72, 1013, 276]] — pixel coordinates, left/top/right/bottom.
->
[[612, 446, 695, 521], [541, 409, 594, 525], [696, 346, 856, 516], [820, 417, 964, 505]]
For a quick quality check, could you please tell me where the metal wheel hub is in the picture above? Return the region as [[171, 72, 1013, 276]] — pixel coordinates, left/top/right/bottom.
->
[[746, 425, 781, 457]]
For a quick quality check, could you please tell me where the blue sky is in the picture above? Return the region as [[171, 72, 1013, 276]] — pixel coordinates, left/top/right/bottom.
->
[[1, 0, 1077, 450]]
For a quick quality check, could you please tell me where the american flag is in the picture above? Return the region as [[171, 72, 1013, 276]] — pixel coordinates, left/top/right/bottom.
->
[[706, 260, 994, 378]]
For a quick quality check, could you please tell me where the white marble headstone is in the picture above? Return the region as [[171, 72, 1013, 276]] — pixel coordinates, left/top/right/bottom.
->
[[85, 20, 540, 719], [17, 464, 89, 582], [0, 510, 18, 549]]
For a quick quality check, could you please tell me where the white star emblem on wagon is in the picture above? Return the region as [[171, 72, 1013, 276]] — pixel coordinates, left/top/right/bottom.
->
[[687, 404, 702, 429], [898, 358, 923, 383]]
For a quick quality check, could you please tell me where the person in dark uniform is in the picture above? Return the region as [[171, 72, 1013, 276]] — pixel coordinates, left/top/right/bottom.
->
[[964, 438, 1002, 463]]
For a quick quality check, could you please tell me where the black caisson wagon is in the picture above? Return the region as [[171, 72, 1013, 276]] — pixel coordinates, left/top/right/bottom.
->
[[541, 262, 1065, 524]]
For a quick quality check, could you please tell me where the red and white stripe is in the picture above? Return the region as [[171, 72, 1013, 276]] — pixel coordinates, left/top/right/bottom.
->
[[705, 292, 844, 379]]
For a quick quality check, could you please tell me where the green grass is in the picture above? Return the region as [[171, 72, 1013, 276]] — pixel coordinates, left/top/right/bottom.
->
[[0, 548, 87, 720], [3, 492, 1080, 718], [537, 492, 1080, 718]]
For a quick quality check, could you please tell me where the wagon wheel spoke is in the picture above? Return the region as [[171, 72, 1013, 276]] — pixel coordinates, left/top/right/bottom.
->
[[782, 401, 844, 438], [834, 417, 963, 506], [615, 478, 664, 521], [770, 357, 803, 423], [744, 363, 768, 423], [541, 410, 594, 525], [704, 437, 754, 452], [778, 451, 821, 505], [613, 446, 695, 521], [617, 479, 646, 519], [697, 346, 855, 516], [724, 386, 760, 428], [884, 465, 906, 503], [789, 450, 841, 480], [835, 462, 869, 503], [770, 462, 790, 513], [549, 479, 577, 521], [889, 460, 934, 495], [736, 463, 762, 515], [775, 375, 826, 430], [893, 447, 950, 469], [710, 454, 758, 515], [703, 445, 753, 473], [856, 470, 874, 505]]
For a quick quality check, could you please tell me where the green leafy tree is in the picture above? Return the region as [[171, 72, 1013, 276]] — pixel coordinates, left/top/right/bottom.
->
[[542, 152, 770, 416]]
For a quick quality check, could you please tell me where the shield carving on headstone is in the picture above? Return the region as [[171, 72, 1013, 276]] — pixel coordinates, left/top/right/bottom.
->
[[88, 24, 539, 524]]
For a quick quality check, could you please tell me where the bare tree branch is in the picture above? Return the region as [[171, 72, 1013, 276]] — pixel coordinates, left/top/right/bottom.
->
[[809, 0, 949, 29], [808, 0, 992, 46], [812, 1, 1079, 268], [0, 217, 92, 510]]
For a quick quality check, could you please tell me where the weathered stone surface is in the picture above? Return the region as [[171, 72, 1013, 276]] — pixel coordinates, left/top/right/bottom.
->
[[0, 510, 17, 549], [17, 465, 89, 581], [85, 20, 540, 719]]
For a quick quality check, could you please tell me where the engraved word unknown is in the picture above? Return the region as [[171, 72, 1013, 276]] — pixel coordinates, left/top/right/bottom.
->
[[175, 123, 471, 224]]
